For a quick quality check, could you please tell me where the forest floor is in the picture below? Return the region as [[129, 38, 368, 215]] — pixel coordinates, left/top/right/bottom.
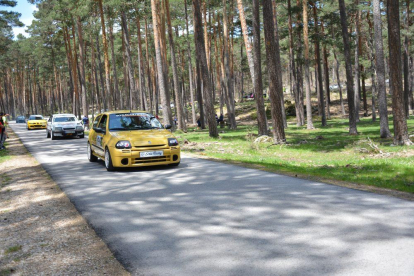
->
[[179, 97, 414, 199], [0, 129, 129, 275]]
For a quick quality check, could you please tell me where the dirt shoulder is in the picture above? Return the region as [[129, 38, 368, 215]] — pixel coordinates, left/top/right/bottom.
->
[[0, 129, 129, 275]]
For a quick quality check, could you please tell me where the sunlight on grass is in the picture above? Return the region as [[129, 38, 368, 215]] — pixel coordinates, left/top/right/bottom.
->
[[178, 116, 414, 193]]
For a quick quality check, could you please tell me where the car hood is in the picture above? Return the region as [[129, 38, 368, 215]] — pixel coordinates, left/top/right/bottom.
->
[[110, 129, 175, 146], [28, 119, 46, 123]]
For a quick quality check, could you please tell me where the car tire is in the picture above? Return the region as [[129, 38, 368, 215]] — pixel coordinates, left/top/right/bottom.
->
[[51, 131, 56, 140], [87, 142, 97, 162], [46, 130, 51, 138], [105, 148, 115, 171], [79, 134, 85, 139]]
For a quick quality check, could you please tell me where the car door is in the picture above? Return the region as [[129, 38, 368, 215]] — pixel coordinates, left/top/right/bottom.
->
[[94, 115, 107, 157], [90, 115, 101, 154], [47, 116, 52, 132]]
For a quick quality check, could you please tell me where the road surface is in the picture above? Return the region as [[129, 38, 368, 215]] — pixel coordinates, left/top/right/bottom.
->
[[11, 122, 414, 275]]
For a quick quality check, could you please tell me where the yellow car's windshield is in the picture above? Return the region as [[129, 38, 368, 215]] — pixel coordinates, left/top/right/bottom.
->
[[109, 113, 163, 131], [29, 115, 43, 120]]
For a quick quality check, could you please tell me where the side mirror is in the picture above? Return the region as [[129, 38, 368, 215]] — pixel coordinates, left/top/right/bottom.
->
[[93, 127, 105, 134], [165, 124, 172, 129]]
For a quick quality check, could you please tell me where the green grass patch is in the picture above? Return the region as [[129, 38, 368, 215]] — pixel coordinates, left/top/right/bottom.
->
[[0, 174, 11, 188], [178, 116, 414, 193], [0, 269, 13, 276], [4, 245, 22, 255], [0, 145, 10, 163]]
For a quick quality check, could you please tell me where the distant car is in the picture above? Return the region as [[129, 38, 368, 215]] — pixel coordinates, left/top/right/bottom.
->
[[329, 84, 339, 91], [27, 115, 47, 130], [16, 116, 26, 123], [87, 110, 180, 171], [46, 114, 84, 140]]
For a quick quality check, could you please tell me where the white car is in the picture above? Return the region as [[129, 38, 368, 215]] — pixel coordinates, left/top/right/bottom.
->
[[46, 114, 84, 140]]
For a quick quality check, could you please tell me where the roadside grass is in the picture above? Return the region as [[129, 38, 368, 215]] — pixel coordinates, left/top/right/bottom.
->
[[0, 144, 10, 163], [178, 116, 414, 193], [4, 245, 22, 255]]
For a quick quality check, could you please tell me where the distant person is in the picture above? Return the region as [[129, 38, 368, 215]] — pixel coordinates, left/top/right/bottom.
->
[[82, 115, 89, 130], [0, 114, 5, 150], [2, 113, 8, 138], [218, 113, 224, 123]]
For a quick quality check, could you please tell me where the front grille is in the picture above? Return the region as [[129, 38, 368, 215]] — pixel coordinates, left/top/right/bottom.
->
[[134, 144, 166, 148], [63, 127, 75, 130], [134, 155, 171, 164]]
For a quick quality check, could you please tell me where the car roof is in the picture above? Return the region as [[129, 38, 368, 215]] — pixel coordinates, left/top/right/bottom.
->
[[53, 114, 76, 117], [98, 110, 149, 115], [29, 115, 43, 117]]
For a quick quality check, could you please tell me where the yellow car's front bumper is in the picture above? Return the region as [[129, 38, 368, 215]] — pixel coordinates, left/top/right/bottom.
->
[[109, 147, 181, 167], [27, 122, 47, 130]]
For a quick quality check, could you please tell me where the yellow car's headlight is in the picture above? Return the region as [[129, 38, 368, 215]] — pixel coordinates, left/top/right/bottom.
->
[[115, 140, 132, 149], [168, 138, 179, 146]]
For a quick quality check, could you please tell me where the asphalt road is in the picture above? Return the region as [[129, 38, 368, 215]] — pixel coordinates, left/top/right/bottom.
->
[[11, 122, 414, 276]]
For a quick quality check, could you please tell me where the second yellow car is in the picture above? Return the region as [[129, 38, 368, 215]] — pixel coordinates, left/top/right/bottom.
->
[[87, 111, 181, 171], [27, 115, 47, 130]]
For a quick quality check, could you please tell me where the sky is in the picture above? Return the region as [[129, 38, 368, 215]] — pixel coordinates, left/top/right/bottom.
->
[[5, 0, 37, 38]]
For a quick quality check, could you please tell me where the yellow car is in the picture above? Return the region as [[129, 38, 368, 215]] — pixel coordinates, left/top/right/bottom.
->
[[87, 111, 181, 171], [27, 115, 47, 130]]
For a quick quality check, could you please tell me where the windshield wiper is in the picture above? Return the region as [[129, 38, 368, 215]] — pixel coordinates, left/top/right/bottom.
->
[[109, 128, 129, 131]]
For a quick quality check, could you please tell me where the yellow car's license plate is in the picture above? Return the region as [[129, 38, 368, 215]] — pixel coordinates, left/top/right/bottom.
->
[[140, 151, 163, 158]]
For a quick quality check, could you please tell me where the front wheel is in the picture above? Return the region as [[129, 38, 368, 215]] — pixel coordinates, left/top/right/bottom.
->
[[87, 142, 97, 162], [79, 134, 85, 139], [51, 131, 56, 140], [105, 148, 115, 171], [46, 129, 50, 138]]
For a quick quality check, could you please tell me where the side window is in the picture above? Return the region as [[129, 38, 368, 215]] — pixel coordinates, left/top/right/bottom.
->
[[98, 115, 107, 130], [93, 115, 102, 129]]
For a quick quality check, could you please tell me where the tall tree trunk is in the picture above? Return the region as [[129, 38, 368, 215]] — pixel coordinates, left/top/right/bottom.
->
[[121, 11, 137, 111], [145, 17, 153, 113], [361, 67, 368, 116], [296, 0, 305, 125], [312, 3, 326, 126], [152, 0, 173, 126], [252, 0, 268, 135], [322, 46, 331, 119], [97, 0, 111, 111], [302, 0, 314, 129], [236, 0, 255, 86], [272, 2, 287, 129], [222, 0, 237, 129], [109, 22, 120, 110], [334, 52, 346, 116], [354, 0, 361, 121], [263, 0, 285, 143], [136, 15, 147, 111], [193, 0, 218, 137], [373, 0, 391, 138], [387, 0, 412, 145], [403, 0, 411, 117], [288, 0, 304, 126], [184, 0, 197, 125], [338, 0, 358, 135], [165, 0, 186, 131], [76, 17, 88, 118]]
